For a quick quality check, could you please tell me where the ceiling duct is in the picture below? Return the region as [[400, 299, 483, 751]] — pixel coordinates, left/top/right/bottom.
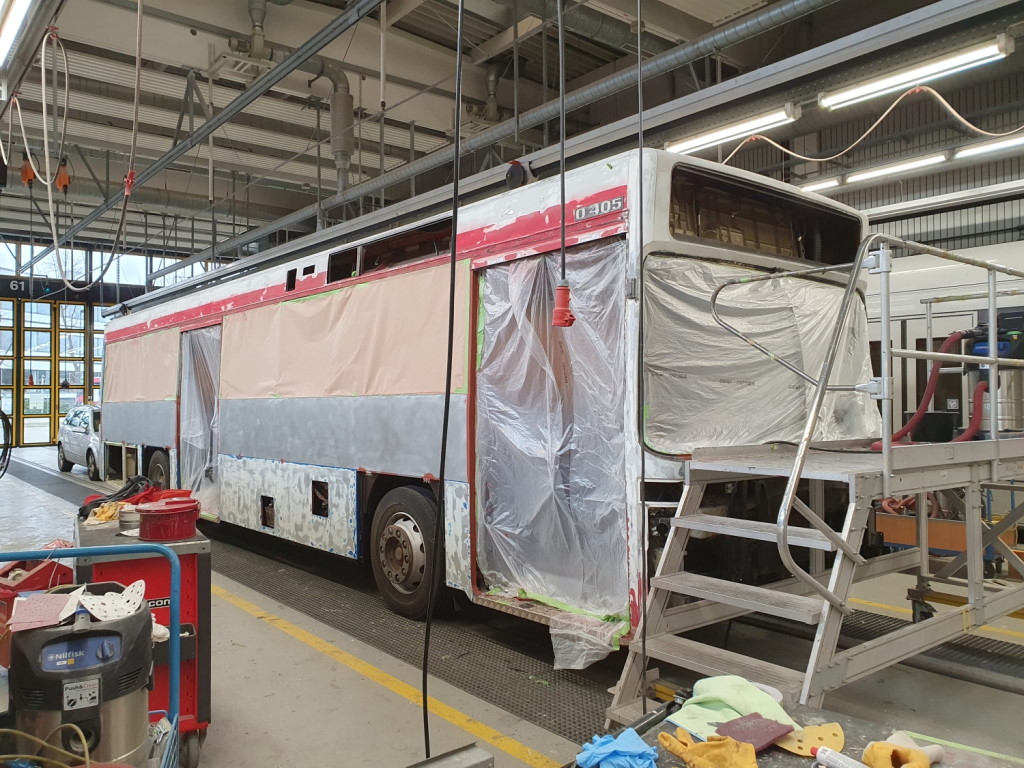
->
[[230, 0, 354, 194]]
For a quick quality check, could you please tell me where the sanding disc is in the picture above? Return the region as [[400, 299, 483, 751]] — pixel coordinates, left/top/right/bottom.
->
[[775, 723, 845, 756]]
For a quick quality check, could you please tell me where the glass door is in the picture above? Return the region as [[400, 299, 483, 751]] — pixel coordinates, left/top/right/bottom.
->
[[0, 300, 13, 438], [21, 301, 55, 444], [92, 305, 109, 403], [57, 302, 87, 417]]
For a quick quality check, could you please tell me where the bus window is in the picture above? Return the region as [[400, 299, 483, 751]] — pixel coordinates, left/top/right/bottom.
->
[[670, 166, 860, 264]]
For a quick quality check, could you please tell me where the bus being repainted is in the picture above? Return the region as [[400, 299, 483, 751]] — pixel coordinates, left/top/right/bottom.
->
[[102, 148, 879, 644]]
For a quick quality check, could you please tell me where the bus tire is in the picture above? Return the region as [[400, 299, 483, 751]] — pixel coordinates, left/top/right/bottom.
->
[[370, 486, 448, 620], [148, 450, 170, 489]]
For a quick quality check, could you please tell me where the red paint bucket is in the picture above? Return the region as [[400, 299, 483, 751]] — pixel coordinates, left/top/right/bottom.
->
[[138, 498, 201, 541]]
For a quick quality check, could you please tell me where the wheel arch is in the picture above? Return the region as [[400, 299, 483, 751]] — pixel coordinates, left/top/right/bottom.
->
[[359, 472, 434, 560]]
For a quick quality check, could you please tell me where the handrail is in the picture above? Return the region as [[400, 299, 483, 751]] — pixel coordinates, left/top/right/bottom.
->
[[0, 544, 182, 722], [706, 230, 1015, 611], [709, 261, 860, 391]]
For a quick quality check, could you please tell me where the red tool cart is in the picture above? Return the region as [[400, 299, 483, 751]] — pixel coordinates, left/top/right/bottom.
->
[[75, 521, 211, 768]]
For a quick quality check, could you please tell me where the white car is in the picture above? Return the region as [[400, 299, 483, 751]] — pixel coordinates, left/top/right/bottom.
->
[[57, 404, 104, 481]]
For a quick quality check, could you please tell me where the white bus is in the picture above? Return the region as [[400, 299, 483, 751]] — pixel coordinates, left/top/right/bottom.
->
[[102, 148, 879, 637]]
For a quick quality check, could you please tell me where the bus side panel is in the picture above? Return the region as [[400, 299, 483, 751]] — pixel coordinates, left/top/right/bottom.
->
[[444, 480, 472, 593], [102, 328, 180, 481], [212, 260, 472, 574], [217, 395, 467, 481], [218, 455, 359, 558]]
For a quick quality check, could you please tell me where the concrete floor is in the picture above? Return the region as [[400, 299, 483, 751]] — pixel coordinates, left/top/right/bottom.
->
[[4, 446, 1024, 764]]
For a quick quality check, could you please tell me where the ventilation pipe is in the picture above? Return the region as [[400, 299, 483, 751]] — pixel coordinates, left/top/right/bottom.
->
[[233, 0, 354, 193], [485, 64, 500, 122]]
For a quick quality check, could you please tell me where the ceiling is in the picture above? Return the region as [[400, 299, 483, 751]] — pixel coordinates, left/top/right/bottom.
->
[[0, 0, 1021, 283]]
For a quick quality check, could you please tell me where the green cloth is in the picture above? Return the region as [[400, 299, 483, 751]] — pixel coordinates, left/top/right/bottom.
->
[[667, 675, 799, 739]]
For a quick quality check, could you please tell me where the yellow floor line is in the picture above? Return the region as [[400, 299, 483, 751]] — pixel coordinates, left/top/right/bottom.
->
[[211, 584, 562, 768], [849, 597, 1024, 640]]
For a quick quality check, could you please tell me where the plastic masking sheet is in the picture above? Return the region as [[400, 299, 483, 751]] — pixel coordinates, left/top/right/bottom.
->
[[476, 239, 629, 618], [643, 255, 881, 454], [179, 325, 222, 517]]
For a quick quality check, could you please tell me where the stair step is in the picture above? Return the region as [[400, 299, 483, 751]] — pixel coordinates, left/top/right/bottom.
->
[[671, 514, 836, 550], [644, 634, 805, 705], [606, 698, 663, 727], [651, 572, 824, 624]]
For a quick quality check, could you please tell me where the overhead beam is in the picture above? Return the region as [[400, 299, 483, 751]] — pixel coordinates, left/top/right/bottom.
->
[[385, 0, 429, 26], [26, 0, 387, 271], [587, 0, 710, 44], [471, 15, 545, 65]]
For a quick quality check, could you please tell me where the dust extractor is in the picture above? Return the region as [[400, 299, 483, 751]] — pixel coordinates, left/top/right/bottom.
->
[[9, 582, 153, 767]]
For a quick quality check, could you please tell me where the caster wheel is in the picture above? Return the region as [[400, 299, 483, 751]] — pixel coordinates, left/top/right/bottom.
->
[[180, 731, 202, 768], [984, 561, 996, 579]]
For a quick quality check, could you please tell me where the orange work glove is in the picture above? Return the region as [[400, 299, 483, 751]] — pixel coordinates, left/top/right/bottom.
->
[[658, 728, 757, 768]]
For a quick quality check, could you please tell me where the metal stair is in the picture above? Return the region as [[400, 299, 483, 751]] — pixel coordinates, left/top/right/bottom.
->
[[609, 235, 1024, 726], [651, 572, 824, 624]]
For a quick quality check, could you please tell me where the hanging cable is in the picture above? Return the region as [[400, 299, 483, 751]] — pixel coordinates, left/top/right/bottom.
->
[[421, 0, 467, 757], [550, 0, 574, 327], [722, 85, 1024, 165], [26, 2, 143, 292]]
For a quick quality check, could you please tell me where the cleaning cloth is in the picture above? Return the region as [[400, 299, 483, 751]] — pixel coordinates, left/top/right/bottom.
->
[[659, 727, 757, 768], [668, 675, 799, 739], [576, 728, 658, 768]]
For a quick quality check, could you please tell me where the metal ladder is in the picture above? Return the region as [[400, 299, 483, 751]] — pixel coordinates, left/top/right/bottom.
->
[[608, 238, 886, 721]]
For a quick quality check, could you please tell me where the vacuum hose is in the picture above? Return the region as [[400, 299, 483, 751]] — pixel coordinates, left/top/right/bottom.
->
[[952, 379, 989, 443], [872, 330, 966, 451]]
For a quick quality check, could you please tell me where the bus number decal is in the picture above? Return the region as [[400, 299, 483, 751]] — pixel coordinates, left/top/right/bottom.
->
[[573, 196, 624, 222]]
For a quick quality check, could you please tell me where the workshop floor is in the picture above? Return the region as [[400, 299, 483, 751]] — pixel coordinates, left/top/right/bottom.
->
[[4, 447, 1024, 764]]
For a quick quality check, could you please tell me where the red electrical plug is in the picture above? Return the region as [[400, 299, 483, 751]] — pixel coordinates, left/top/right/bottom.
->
[[552, 282, 575, 327]]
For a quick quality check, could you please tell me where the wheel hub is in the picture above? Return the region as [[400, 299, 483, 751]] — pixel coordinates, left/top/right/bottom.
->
[[378, 514, 426, 594]]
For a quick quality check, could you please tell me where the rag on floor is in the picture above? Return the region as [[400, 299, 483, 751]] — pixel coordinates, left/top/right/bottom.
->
[[863, 734, 941, 768], [659, 727, 757, 768], [668, 675, 798, 739], [576, 728, 658, 768]]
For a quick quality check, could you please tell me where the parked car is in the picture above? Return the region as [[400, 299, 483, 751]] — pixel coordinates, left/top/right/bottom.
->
[[57, 404, 103, 481]]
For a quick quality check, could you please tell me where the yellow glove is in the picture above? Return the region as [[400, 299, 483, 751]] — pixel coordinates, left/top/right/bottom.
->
[[863, 741, 931, 768], [658, 728, 758, 768]]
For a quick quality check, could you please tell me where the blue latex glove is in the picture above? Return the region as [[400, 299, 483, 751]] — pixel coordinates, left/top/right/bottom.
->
[[576, 728, 659, 768]]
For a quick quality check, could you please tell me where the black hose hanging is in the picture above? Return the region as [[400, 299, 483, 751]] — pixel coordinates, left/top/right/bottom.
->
[[421, 0, 467, 757]]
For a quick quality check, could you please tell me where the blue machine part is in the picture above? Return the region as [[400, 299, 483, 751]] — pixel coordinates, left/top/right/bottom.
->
[[972, 340, 1013, 356], [40, 634, 122, 672]]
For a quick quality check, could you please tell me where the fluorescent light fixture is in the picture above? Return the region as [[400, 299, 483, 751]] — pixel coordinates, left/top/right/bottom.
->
[[801, 179, 841, 193], [666, 104, 800, 155], [0, 0, 32, 65], [819, 35, 1013, 110], [954, 135, 1024, 160], [846, 154, 947, 184]]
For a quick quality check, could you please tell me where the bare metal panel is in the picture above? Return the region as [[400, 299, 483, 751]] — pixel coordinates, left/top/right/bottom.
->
[[218, 395, 468, 481], [219, 455, 359, 558], [102, 401, 177, 447]]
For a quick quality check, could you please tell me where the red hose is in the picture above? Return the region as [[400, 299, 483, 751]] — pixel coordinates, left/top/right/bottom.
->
[[872, 331, 965, 450], [952, 380, 989, 442]]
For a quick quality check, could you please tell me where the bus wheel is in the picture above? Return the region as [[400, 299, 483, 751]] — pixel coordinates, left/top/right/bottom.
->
[[370, 486, 446, 620], [148, 450, 170, 489]]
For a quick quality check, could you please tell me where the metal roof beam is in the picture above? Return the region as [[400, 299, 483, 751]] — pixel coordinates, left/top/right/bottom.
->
[[26, 0, 386, 271]]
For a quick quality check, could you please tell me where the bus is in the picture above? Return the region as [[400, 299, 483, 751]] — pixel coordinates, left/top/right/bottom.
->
[[101, 148, 880, 640]]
